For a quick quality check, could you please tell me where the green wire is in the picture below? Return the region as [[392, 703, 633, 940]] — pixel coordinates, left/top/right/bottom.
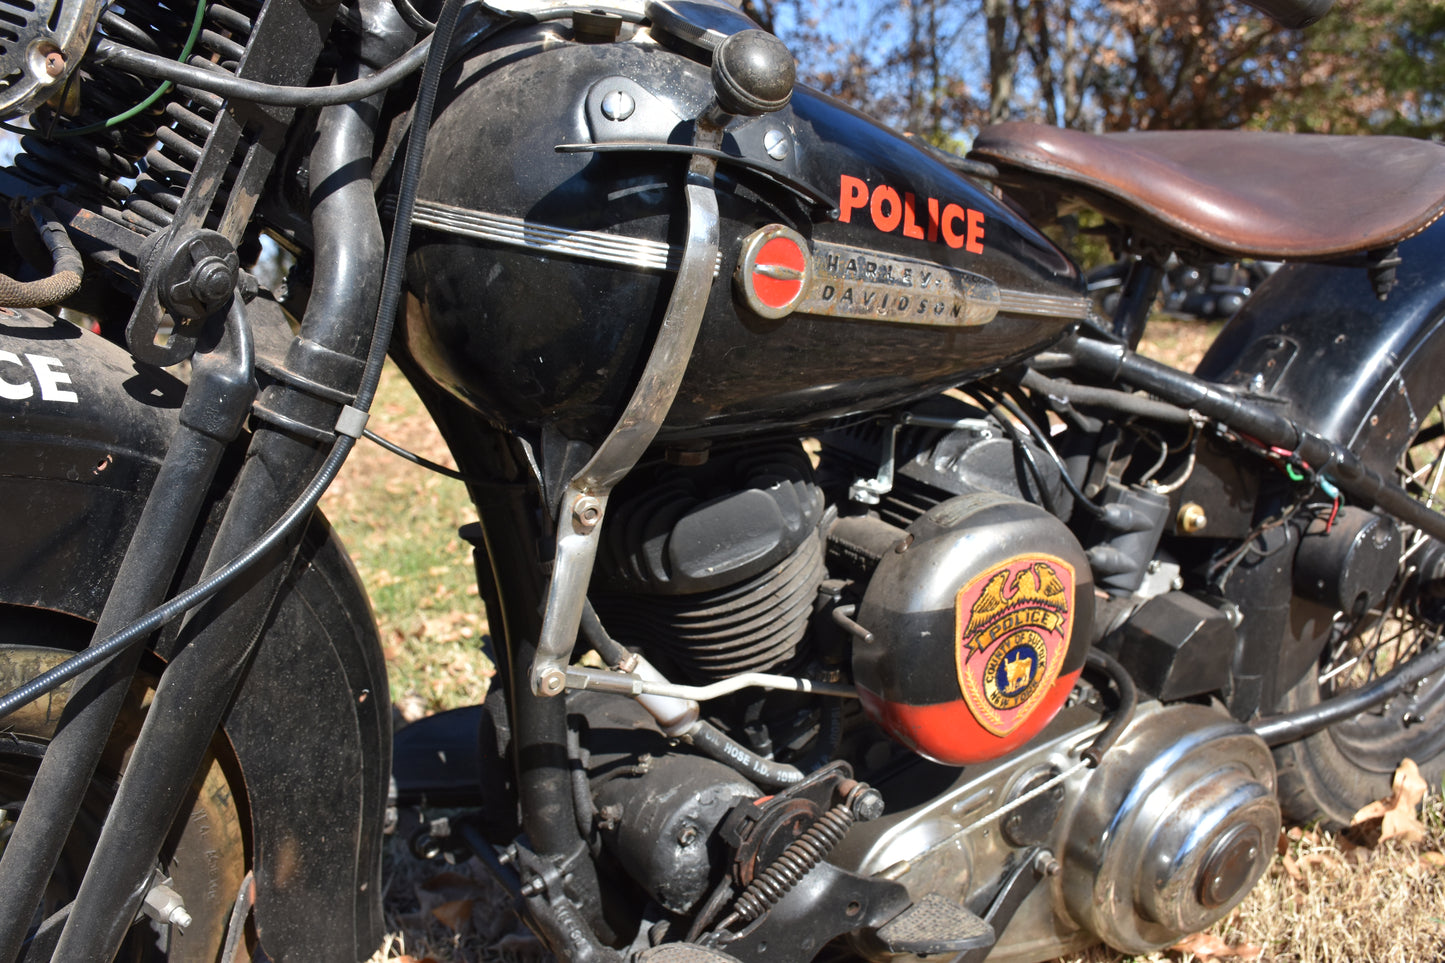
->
[[4, 0, 209, 141]]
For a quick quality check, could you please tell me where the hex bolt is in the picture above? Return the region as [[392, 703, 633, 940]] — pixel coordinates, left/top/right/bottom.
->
[[141, 879, 192, 930], [572, 494, 603, 533], [191, 255, 237, 305], [676, 825, 699, 847], [849, 786, 886, 822], [1032, 852, 1061, 877], [536, 666, 567, 697], [520, 878, 545, 897]]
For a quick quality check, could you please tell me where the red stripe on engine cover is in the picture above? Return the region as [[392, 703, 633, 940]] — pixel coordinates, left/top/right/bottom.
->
[[857, 668, 1082, 766]]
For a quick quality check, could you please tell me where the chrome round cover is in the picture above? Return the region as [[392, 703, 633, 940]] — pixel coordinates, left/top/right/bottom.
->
[[0, 0, 103, 119], [1060, 702, 1279, 953]]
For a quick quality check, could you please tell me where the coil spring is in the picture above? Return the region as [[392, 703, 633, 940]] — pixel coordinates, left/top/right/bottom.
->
[[727, 803, 856, 926], [9, 0, 257, 235]]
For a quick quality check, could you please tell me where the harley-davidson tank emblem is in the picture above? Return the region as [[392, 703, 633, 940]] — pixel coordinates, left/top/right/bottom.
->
[[955, 556, 1073, 737], [735, 225, 1001, 326]]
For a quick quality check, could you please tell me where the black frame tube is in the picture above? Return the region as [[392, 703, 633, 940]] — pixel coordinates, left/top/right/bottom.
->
[[49, 53, 392, 959], [1066, 334, 1445, 544], [1252, 642, 1445, 746]]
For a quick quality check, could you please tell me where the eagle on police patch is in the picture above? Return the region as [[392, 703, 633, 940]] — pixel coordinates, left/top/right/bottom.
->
[[961, 561, 1068, 656]]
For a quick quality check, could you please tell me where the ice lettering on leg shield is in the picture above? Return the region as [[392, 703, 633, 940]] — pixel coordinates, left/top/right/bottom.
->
[[956, 557, 1073, 737]]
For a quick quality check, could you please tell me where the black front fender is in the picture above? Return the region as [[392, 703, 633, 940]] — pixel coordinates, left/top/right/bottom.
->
[[0, 308, 390, 961]]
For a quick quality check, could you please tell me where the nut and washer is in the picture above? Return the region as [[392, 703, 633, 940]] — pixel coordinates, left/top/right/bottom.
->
[[572, 494, 603, 532], [1177, 502, 1208, 534]]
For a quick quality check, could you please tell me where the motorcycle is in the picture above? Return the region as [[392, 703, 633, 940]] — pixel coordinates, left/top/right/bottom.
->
[[0, 0, 1440, 958]]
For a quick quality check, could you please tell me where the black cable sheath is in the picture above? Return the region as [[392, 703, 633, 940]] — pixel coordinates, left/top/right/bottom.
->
[[92, 35, 432, 106], [994, 389, 1108, 519], [1081, 648, 1137, 766], [0, 0, 468, 723], [364, 427, 473, 481]]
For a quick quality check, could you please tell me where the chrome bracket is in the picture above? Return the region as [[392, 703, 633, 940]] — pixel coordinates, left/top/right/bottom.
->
[[529, 129, 725, 697]]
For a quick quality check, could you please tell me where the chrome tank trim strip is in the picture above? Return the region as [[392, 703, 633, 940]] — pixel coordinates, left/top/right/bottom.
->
[[406, 197, 721, 275], [405, 199, 1093, 320], [997, 289, 1095, 320]]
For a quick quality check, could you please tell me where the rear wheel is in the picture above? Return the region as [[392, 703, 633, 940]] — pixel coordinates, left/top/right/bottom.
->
[[0, 610, 249, 962], [1274, 397, 1445, 827]]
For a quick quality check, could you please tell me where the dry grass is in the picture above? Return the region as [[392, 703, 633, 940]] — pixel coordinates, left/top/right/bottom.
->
[[340, 328, 1445, 963]]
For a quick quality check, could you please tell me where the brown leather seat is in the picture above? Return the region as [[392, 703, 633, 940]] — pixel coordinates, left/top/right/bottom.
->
[[968, 123, 1445, 260]]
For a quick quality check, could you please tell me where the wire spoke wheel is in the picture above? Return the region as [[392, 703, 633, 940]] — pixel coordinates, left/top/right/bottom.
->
[[1275, 397, 1445, 827], [0, 618, 249, 962]]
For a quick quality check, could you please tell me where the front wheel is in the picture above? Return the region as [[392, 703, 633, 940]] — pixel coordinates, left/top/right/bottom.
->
[[0, 611, 250, 961]]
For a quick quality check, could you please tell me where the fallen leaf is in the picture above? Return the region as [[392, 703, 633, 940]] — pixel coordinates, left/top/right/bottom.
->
[[1281, 853, 1302, 880], [1297, 851, 1345, 875], [1350, 758, 1428, 846], [1169, 931, 1263, 960], [431, 897, 474, 932], [1422, 852, 1445, 870]]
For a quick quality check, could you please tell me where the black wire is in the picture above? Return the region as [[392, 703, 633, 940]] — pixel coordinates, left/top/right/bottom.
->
[[992, 389, 1108, 519], [0, 0, 469, 723], [980, 394, 1061, 518], [392, 0, 436, 34], [363, 428, 473, 482], [92, 34, 432, 107], [354, 0, 464, 412]]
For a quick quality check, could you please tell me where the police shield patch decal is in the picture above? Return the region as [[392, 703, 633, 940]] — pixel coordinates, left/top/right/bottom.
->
[[955, 555, 1074, 737]]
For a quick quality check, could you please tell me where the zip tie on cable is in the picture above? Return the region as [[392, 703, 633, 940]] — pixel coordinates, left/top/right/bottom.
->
[[335, 404, 370, 439]]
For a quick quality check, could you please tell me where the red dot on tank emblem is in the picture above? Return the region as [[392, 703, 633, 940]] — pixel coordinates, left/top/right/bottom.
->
[[751, 236, 806, 310]]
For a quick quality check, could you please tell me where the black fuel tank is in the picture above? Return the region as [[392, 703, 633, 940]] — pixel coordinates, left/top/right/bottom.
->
[[403, 12, 1088, 444]]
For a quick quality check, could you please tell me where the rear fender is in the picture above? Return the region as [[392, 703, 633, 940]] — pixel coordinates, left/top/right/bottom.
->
[[1189, 221, 1445, 712], [0, 309, 390, 961], [1197, 221, 1445, 473]]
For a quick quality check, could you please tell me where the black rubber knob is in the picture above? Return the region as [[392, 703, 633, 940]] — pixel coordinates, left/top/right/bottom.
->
[[711, 29, 794, 116]]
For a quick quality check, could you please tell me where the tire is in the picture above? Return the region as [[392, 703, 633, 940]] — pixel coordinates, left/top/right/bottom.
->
[[0, 610, 250, 962], [1274, 393, 1445, 828]]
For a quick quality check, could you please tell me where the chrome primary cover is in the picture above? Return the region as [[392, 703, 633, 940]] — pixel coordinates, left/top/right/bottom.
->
[[1060, 702, 1280, 954]]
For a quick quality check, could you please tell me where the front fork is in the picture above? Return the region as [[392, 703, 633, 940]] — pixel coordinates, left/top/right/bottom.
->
[[0, 33, 402, 962]]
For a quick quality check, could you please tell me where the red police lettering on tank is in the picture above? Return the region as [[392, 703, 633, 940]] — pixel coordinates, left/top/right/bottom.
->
[[837, 174, 985, 254]]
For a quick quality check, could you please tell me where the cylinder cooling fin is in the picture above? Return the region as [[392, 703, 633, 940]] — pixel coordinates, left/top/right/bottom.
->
[[591, 442, 827, 682]]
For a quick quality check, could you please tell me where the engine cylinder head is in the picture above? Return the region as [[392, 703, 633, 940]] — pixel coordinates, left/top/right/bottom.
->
[[593, 443, 826, 681], [1060, 702, 1280, 953]]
